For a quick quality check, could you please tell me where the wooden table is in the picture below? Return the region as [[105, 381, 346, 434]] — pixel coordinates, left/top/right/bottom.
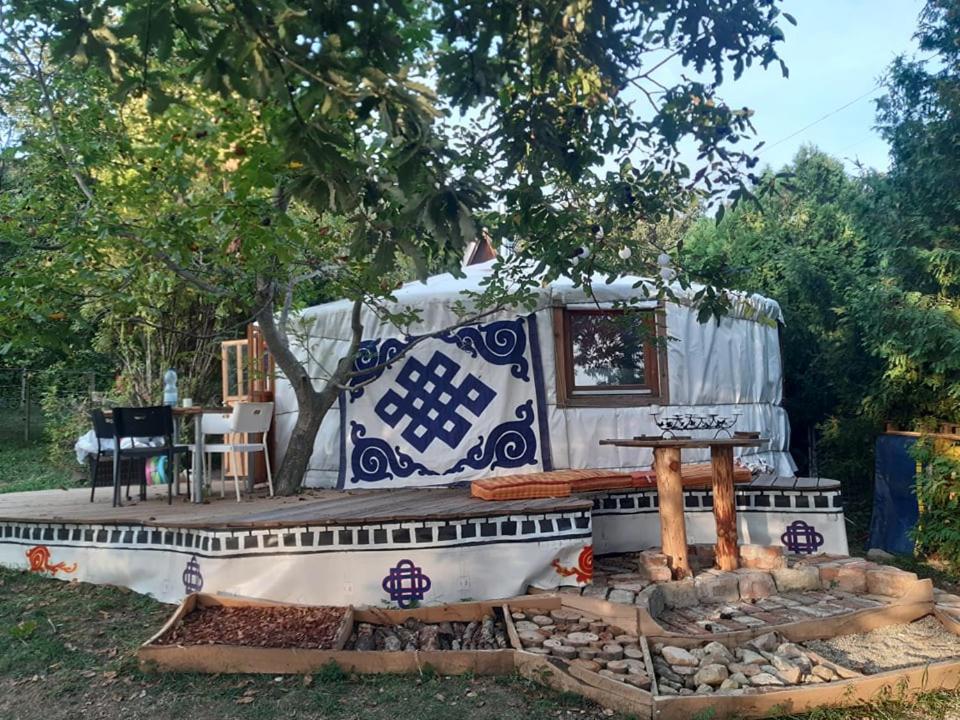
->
[[599, 435, 765, 578]]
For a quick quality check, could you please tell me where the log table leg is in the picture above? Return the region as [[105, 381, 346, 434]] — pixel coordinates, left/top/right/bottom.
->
[[653, 446, 691, 579], [710, 444, 739, 571]]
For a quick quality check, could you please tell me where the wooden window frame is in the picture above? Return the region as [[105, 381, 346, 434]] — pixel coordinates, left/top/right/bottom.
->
[[553, 306, 669, 408]]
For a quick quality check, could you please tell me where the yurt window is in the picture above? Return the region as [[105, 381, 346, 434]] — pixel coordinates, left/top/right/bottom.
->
[[554, 308, 664, 406]]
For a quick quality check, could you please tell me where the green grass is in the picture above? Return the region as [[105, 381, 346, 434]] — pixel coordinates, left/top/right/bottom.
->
[[2, 568, 960, 720], [0, 567, 620, 720], [0, 443, 78, 494]]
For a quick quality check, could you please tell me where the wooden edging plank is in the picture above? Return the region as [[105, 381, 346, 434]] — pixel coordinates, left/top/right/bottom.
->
[[651, 657, 960, 720], [639, 635, 659, 697]]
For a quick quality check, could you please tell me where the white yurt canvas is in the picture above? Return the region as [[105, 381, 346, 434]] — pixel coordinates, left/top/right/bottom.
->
[[273, 261, 795, 489]]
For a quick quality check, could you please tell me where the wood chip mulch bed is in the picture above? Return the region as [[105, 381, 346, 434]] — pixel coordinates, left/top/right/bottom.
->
[[156, 605, 348, 649]]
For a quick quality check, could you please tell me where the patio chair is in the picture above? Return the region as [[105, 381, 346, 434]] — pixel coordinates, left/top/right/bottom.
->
[[88, 410, 144, 503], [111, 406, 190, 507], [196, 402, 274, 502]]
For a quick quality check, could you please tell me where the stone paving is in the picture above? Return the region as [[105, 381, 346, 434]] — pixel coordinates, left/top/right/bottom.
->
[[536, 548, 922, 637], [653, 589, 887, 636]]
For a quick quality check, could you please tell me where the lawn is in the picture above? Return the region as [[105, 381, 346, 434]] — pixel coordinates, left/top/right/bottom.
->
[[0, 568, 959, 720], [0, 443, 77, 494]]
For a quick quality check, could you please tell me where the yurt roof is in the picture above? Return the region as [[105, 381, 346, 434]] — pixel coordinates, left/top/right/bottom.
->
[[298, 261, 784, 325]]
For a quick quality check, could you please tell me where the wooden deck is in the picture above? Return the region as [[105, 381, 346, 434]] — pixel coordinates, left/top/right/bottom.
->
[[0, 486, 592, 529]]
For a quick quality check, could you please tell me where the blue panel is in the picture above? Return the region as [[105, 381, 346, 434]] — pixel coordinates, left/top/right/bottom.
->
[[868, 435, 919, 554]]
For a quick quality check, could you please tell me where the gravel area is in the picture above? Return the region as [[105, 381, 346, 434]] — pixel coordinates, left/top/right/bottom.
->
[[157, 605, 349, 648], [804, 617, 960, 674]]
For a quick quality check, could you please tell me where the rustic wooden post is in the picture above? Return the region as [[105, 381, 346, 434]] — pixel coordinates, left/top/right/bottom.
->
[[653, 445, 691, 579], [710, 444, 739, 571]]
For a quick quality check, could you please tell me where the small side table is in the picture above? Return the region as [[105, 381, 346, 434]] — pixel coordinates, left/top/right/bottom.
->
[[599, 435, 765, 578]]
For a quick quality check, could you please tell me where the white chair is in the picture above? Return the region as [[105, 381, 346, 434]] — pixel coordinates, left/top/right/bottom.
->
[[198, 402, 274, 501]]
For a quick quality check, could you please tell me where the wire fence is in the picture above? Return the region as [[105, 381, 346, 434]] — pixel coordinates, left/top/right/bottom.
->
[[0, 368, 109, 447]]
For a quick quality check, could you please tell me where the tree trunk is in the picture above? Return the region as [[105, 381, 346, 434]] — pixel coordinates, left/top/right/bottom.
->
[[273, 396, 324, 495], [254, 291, 363, 496]]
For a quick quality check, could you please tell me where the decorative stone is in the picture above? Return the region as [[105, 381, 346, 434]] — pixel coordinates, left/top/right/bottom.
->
[[737, 649, 767, 665], [696, 571, 741, 604], [865, 567, 919, 597], [811, 665, 837, 681], [694, 663, 729, 687], [731, 615, 766, 628], [638, 549, 669, 568], [635, 584, 666, 617], [720, 678, 740, 690], [747, 632, 781, 653], [660, 579, 699, 608], [608, 589, 637, 605], [673, 666, 698, 676], [624, 673, 652, 689], [866, 548, 896, 562], [729, 672, 748, 685], [661, 646, 698, 667], [740, 544, 786, 571], [729, 663, 761, 678], [695, 684, 714, 695], [771, 566, 821, 593], [581, 584, 609, 599], [659, 685, 679, 696], [702, 641, 734, 663], [735, 569, 777, 600], [819, 563, 868, 593], [770, 656, 802, 684], [750, 673, 785, 687]]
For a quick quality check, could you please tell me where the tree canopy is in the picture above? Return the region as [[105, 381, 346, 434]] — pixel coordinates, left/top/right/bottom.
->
[[1, 0, 793, 492]]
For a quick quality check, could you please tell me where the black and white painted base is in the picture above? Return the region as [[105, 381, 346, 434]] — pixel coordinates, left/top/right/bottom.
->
[[592, 478, 848, 557], [0, 508, 592, 606]]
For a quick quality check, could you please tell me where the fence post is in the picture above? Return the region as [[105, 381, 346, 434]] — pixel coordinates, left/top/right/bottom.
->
[[21, 369, 30, 444]]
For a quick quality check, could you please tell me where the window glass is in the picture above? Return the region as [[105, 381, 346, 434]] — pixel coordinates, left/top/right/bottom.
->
[[569, 311, 650, 388]]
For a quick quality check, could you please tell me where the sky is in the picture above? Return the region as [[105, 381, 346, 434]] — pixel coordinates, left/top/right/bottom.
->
[[712, 0, 926, 173]]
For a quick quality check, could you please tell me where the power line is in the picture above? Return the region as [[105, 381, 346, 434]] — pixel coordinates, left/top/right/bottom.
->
[[758, 52, 940, 156], [759, 83, 883, 154]]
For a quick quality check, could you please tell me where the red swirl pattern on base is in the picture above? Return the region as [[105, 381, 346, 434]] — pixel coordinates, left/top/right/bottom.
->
[[552, 545, 593, 584], [25, 546, 77, 575]]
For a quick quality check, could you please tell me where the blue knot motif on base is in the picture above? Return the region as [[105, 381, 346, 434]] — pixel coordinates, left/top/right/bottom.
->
[[182, 555, 204, 594], [781, 520, 825, 554], [382, 559, 432, 608]]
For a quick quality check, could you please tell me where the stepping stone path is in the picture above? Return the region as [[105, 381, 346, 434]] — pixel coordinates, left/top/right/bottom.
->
[[513, 607, 651, 691], [650, 631, 860, 696]]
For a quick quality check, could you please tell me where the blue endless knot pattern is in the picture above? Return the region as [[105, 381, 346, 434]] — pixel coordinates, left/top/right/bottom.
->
[[781, 520, 825, 554], [382, 559, 432, 608], [182, 555, 204, 594], [374, 351, 496, 453]]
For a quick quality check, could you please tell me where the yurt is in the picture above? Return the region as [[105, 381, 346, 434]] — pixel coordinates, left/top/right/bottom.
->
[[275, 261, 793, 486]]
